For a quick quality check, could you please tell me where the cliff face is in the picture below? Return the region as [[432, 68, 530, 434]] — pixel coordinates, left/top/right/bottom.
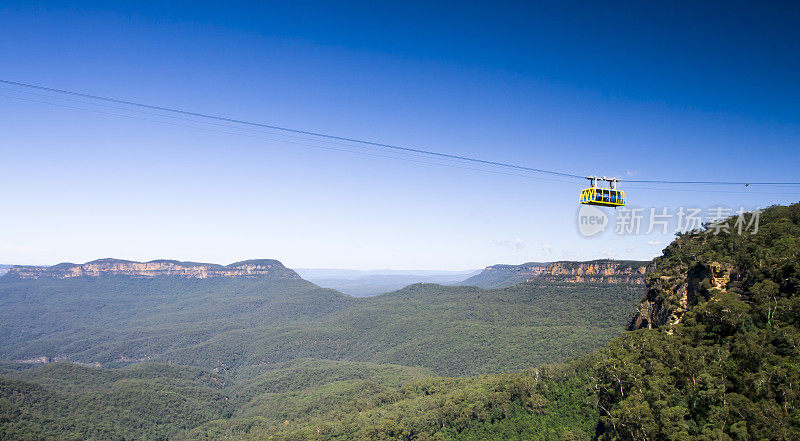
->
[[456, 262, 549, 288], [628, 238, 736, 330], [460, 259, 648, 289], [485, 262, 550, 277], [6, 258, 301, 280], [594, 204, 800, 441], [538, 260, 648, 285]]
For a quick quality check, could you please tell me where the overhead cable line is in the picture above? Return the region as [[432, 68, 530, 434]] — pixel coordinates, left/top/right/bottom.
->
[[0, 92, 582, 185], [626, 180, 800, 186], [0, 79, 583, 180], [2, 79, 800, 187], [9, 89, 796, 195], [3, 93, 798, 195], [0, 85, 481, 166]]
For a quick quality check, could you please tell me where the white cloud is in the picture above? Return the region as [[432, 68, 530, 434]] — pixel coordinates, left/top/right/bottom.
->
[[541, 243, 553, 254], [0, 241, 53, 264], [495, 238, 525, 250], [602, 249, 617, 258], [646, 240, 662, 246]]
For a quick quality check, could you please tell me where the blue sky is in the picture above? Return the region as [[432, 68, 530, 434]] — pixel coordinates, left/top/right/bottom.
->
[[1, 1, 798, 269]]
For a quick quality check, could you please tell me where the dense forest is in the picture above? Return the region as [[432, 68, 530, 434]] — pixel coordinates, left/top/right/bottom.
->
[[0, 274, 642, 376], [1, 357, 598, 441], [592, 203, 800, 440], [2, 203, 798, 440]]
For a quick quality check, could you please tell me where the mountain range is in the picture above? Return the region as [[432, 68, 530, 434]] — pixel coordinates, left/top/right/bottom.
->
[[6, 258, 301, 279], [0, 257, 645, 376], [0, 255, 645, 440], [3, 203, 797, 440]]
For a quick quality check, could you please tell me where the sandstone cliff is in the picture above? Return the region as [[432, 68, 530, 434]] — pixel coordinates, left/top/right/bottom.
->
[[628, 236, 736, 330], [460, 259, 648, 289], [6, 258, 301, 280], [538, 260, 648, 285]]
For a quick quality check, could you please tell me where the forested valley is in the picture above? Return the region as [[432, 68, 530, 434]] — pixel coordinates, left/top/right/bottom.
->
[[2, 203, 799, 440]]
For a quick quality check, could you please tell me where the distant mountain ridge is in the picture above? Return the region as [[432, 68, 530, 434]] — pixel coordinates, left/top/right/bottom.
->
[[296, 268, 481, 297], [5, 258, 301, 280], [295, 268, 480, 279], [457, 262, 550, 288], [460, 259, 648, 288]]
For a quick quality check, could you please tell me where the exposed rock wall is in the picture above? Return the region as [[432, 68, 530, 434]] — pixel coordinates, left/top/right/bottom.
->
[[461, 259, 649, 288], [629, 254, 734, 330], [6, 258, 301, 280], [538, 260, 648, 284]]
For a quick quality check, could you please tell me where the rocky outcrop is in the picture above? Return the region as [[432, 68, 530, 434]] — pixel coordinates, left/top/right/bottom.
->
[[479, 262, 551, 281], [6, 258, 301, 280], [460, 259, 648, 289], [538, 260, 648, 285], [629, 255, 734, 330]]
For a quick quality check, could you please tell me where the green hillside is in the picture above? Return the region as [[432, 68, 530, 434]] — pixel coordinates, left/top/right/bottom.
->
[[592, 203, 800, 440], [158, 280, 643, 376], [179, 358, 599, 441], [0, 362, 231, 440], [1, 357, 598, 441], [0, 258, 645, 440], [0, 276, 354, 366], [0, 272, 644, 376]]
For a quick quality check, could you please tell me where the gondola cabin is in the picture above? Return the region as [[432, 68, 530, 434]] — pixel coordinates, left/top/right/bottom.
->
[[579, 187, 625, 207], [579, 176, 625, 207]]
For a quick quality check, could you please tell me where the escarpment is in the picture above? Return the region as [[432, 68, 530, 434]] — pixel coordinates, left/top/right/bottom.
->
[[627, 204, 796, 331], [537, 260, 647, 284], [6, 258, 301, 280], [461, 259, 648, 288], [629, 252, 735, 330]]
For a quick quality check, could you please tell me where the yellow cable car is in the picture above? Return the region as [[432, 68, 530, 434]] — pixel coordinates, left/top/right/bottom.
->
[[579, 176, 625, 207]]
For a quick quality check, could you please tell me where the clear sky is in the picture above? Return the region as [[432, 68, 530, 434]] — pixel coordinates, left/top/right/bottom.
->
[[1, 1, 798, 269]]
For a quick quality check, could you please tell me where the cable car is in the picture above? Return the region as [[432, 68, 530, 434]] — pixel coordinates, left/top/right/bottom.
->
[[579, 176, 625, 207]]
